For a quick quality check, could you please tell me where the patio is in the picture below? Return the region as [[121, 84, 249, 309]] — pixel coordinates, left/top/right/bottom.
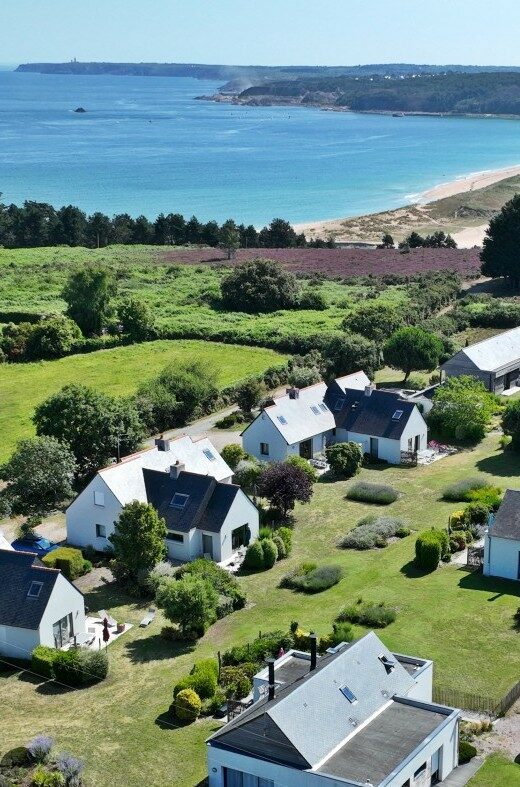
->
[[70, 616, 133, 650]]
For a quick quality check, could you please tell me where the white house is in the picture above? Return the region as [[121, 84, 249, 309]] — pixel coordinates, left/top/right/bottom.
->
[[484, 488, 520, 581], [207, 631, 460, 787], [242, 373, 428, 465], [66, 435, 233, 552], [441, 326, 520, 394], [0, 550, 86, 660], [143, 466, 259, 563]]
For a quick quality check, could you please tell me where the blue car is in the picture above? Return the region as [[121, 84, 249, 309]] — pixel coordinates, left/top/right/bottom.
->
[[11, 535, 60, 558]]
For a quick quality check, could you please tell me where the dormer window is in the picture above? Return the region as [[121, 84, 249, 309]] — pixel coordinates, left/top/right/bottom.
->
[[392, 410, 404, 420], [27, 581, 43, 599], [170, 493, 189, 509]]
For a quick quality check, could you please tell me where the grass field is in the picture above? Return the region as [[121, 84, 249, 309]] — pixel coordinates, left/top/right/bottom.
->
[[467, 754, 520, 786], [1, 433, 520, 786], [0, 339, 286, 461]]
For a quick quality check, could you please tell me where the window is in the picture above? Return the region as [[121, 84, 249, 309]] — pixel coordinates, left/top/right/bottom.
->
[[166, 532, 184, 542], [53, 613, 73, 648], [319, 403, 328, 412], [339, 685, 357, 703], [224, 770, 274, 787], [334, 397, 345, 411], [95, 524, 107, 538], [277, 415, 288, 425], [413, 763, 427, 780], [260, 443, 269, 456], [310, 405, 320, 415], [27, 581, 43, 599], [203, 448, 216, 461], [392, 410, 404, 420], [170, 493, 189, 509], [94, 491, 105, 507]]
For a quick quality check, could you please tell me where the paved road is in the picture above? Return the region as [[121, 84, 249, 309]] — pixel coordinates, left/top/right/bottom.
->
[[144, 403, 242, 453]]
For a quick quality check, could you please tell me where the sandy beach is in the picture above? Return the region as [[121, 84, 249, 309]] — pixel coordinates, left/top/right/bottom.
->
[[294, 164, 520, 247]]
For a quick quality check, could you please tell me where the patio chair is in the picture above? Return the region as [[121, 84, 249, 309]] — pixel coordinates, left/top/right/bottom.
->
[[98, 609, 117, 627], [139, 607, 156, 627]]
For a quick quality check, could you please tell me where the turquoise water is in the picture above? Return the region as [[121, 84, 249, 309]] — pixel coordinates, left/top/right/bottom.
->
[[1, 71, 520, 224]]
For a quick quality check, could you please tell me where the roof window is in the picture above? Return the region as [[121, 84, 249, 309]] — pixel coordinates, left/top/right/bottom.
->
[[334, 398, 345, 411], [170, 493, 189, 509], [392, 410, 404, 420], [277, 415, 288, 425], [27, 581, 43, 599], [319, 403, 328, 412], [203, 448, 216, 461], [310, 406, 320, 415], [339, 685, 357, 703]]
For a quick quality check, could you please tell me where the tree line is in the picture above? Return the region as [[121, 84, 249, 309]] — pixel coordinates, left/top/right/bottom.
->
[[0, 200, 336, 250]]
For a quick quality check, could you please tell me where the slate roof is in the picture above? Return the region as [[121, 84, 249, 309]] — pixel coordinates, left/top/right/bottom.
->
[[327, 387, 416, 440], [92, 435, 232, 506], [0, 550, 59, 629], [489, 488, 520, 540], [455, 326, 520, 373], [243, 371, 370, 445], [143, 469, 241, 534]]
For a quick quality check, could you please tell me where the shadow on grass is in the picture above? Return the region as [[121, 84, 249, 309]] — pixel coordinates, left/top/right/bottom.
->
[[83, 579, 147, 617], [16, 671, 44, 687], [35, 679, 78, 696], [458, 570, 520, 599], [124, 633, 195, 664], [476, 450, 520, 477], [400, 560, 436, 579]]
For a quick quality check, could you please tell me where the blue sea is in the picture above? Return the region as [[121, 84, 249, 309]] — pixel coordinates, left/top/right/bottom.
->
[[1, 71, 520, 225]]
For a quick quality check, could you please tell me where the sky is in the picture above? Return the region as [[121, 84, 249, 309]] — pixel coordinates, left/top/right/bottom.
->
[[1, 0, 520, 67]]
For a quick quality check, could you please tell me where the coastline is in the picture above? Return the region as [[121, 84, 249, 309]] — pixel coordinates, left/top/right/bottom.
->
[[293, 164, 520, 247]]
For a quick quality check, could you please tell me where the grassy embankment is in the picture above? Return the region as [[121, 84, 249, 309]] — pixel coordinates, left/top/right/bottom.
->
[[1, 433, 520, 786]]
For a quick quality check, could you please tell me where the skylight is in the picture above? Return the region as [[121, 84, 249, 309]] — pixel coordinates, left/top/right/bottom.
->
[[277, 415, 288, 425], [334, 398, 345, 411], [392, 410, 404, 420], [170, 493, 189, 509], [340, 685, 357, 703], [27, 581, 43, 599], [310, 405, 320, 415], [319, 403, 328, 412], [203, 448, 216, 461]]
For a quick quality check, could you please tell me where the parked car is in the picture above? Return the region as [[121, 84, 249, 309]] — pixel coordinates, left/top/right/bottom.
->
[[10, 534, 59, 558]]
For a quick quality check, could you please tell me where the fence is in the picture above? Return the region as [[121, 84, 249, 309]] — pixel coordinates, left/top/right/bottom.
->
[[433, 678, 520, 717]]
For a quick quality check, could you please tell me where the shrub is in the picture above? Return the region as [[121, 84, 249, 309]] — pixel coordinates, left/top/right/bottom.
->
[[31, 646, 57, 679], [415, 529, 448, 571], [285, 454, 318, 483], [78, 648, 109, 683], [27, 735, 54, 763], [261, 539, 278, 569], [458, 740, 477, 764], [173, 669, 217, 701], [31, 767, 65, 787], [272, 535, 287, 560], [277, 527, 293, 556], [222, 631, 293, 667], [450, 533, 466, 553], [467, 487, 502, 510], [176, 558, 246, 611], [174, 688, 202, 722], [463, 502, 490, 527], [346, 481, 399, 505], [340, 515, 408, 550], [220, 666, 253, 699], [52, 650, 82, 686], [42, 547, 87, 580], [330, 621, 354, 645], [337, 600, 397, 628], [442, 478, 493, 502], [326, 442, 363, 479], [220, 258, 300, 313], [259, 526, 273, 540], [56, 754, 84, 786], [1, 746, 30, 768], [429, 375, 497, 443], [283, 564, 343, 594], [299, 289, 327, 310], [220, 444, 247, 470], [243, 541, 265, 571], [157, 576, 218, 638], [449, 510, 466, 531]]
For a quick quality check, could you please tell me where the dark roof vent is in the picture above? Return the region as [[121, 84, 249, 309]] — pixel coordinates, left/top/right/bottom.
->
[[379, 654, 395, 674], [155, 436, 171, 452], [287, 387, 300, 400]]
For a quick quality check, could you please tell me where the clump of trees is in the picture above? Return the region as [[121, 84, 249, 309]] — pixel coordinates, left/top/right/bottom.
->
[[0, 316, 82, 362], [326, 442, 362, 478], [384, 326, 443, 382], [110, 502, 167, 586], [220, 258, 301, 313], [481, 193, 520, 287], [398, 231, 457, 249], [428, 376, 498, 443], [501, 398, 520, 450]]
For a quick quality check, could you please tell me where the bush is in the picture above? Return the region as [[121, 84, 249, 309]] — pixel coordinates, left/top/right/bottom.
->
[[173, 665, 218, 701], [78, 649, 109, 683], [340, 515, 408, 550], [31, 646, 57, 679], [222, 631, 293, 667], [458, 740, 477, 764], [346, 481, 399, 505], [272, 535, 287, 560], [220, 444, 247, 470], [0, 746, 30, 768], [27, 736, 54, 763], [467, 487, 502, 510], [277, 526, 293, 556], [243, 541, 265, 571], [326, 442, 363, 479], [337, 600, 397, 628], [282, 564, 343, 594], [52, 650, 82, 686], [56, 754, 84, 786], [176, 558, 246, 611], [429, 375, 497, 444], [42, 547, 87, 580], [261, 539, 278, 569], [298, 289, 327, 310], [415, 529, 448, 571], [463, 501, 490, 526], [442, 477, 494, 502], [285, 455, 318, 483], [31, 767, 65, 787], [174, 688, 202, 722], [220, 258, 300, 313], [220, 666, 252, 700], [330, 621, 354, 645], [450, 533, 466, 553]]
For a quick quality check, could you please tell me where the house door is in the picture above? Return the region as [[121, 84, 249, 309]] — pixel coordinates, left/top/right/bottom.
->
[[202, 533, 213, 559], [299, 439, 312, 460], [370, 437, 379, 458], [414, 435, 420, 452]]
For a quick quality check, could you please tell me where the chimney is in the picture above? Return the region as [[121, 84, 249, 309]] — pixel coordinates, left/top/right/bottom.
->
[[155, 436, 171, 452], [310, 633, 317, 671], [364, 383, 376, 397], [286, 387, 300, 400], [267, 658, 276, 700], [169, 460, 185, 479]]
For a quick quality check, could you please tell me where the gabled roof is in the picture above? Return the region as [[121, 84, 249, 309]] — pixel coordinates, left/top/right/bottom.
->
[[328, 387, 417, 440], [209, 632, 416, 769], [248, 371, 370, 445], [489, 488, 520, 540], [0, 550, 60, 630], [90, 435, 232, 507], [0, 530, 13, 551], [143, 469, 241, 534], [452, 326, 520, 372]]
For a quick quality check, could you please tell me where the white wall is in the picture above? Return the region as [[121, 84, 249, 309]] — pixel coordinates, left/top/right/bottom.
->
[[67, 475, 121, 550], [400, 407, 428, 454], [242, 414, 290, 462], [218, 494, 259, 563], [484, 534, 520, 581], [39, 574, 86, 647], [0, 624, 39, 660]]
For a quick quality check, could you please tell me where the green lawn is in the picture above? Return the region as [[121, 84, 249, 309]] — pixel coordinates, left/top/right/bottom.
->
[[1, 433, 520, 786], [467, 754, 520, 786], [0, 339, 286, 461]]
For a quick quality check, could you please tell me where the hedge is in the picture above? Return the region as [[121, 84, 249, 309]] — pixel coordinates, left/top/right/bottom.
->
[[415, 529, 449, 571], [173, 659, 219, 700], [42, 547, 90, 580], [222, 631, 293, 667], [281, 563, 343, 594], [31, 645, 56, 679], [30, 645, 108, 686]]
